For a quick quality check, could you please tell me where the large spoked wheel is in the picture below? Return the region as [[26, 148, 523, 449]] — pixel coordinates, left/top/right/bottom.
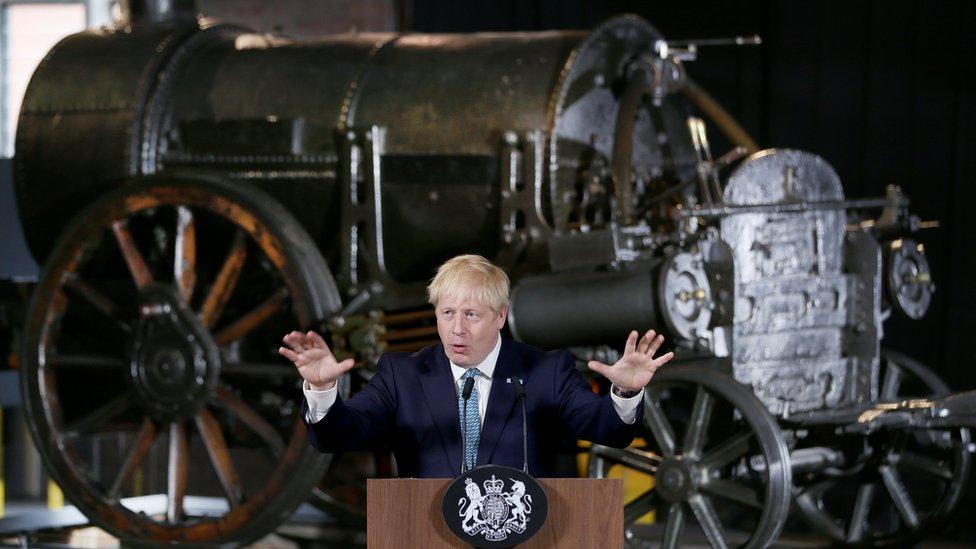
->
[[794, 350, 971, 546], [21, 175, 342, 545], [589, 364, 792, 549]]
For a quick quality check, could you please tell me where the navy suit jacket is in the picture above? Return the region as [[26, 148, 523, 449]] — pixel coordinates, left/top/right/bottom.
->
[[303, 338, 643, 478]]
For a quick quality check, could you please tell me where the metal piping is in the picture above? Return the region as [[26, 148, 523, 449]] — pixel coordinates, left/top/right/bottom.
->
[[118, 0, 198, 24], [681, 77, 760, 153], [610, 65, 654, 226]]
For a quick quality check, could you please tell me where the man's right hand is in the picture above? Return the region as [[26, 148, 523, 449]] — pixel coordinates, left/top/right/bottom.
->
[[279, 330, 355, 390]]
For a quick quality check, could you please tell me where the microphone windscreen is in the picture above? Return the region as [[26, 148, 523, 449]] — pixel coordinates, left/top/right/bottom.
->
[[462, 376, 475, 399], [511, 377, 525, 399]]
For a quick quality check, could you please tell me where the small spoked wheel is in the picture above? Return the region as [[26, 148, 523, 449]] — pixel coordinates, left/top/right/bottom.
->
[[21, 175, 341, 545], [794, 350, 971, 546], [590, 364, 792, 549]]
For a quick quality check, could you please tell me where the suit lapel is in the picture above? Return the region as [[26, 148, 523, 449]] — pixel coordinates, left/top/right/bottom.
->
[[476, 338, 524, 466], [419, 345, 462, 474]]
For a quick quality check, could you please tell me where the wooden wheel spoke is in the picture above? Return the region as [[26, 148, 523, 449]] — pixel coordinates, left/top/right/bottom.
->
[[687, 494, 728, 549], [111, 220, 153, 289], [195, 409, 245, 506], [175, 206, 197, 302], [699, 431, 753, 471], [700, 478, 762, 509], [879, 465, 920, 529], [898, 450, 953, 480], [63, 394, 131, 437], [48, 353, 125, 370], [846, 483, 876, 543], [200, 230, 247, 328], [64, 274, 131, 333], [662, 503, 685, 549], [623, 490, 658, 524], [645, 397, 677, 458], [682, 386, 714, 458], [167, 422, 189, 523], [108, 419, 157, 500], [215, 386, 285, 455], [881, 360, 903, 400], [213, 287, 289, 346]]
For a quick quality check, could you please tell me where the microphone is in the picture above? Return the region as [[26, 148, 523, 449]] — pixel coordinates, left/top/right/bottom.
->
[[460, 376, 475, 474], [511, 378, 528, 474]]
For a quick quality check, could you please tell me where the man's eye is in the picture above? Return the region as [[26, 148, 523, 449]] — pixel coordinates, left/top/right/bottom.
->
[[466, 312, 478, 319]]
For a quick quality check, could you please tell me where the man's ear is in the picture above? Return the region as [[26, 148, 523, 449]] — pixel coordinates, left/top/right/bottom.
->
[[496, 307, 508, 329]]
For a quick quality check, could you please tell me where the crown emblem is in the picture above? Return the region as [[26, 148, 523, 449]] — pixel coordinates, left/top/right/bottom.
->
[[483, 475, 504, 495]]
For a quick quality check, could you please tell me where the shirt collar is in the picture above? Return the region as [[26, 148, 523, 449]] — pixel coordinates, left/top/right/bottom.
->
[[449, 333, 502, 383]]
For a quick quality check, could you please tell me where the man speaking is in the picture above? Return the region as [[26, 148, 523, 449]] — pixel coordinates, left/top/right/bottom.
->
[[279, 254, 674, 477]]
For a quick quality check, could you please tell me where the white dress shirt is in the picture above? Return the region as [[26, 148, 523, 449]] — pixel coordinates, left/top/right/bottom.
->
[[303, 334, 644, 424]]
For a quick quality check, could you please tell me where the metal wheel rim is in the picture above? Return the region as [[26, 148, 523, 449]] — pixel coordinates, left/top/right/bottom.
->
[[794, 349, 971, 546], [592, 364, 791, 549]]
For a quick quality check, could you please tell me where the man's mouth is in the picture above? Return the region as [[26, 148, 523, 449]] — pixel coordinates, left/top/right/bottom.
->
[[450, 344, 468, 354]]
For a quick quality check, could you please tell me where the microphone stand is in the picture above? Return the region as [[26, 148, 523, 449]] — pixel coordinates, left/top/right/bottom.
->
[[460, 376, 475, 475], [511, 378, 528, 474]]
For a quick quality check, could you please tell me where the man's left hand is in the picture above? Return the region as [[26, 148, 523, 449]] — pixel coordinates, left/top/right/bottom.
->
[[587, 330, 674, 393]]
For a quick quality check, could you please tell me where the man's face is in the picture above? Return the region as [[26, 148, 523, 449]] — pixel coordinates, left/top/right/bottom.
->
[[435, 288, 506, 368]]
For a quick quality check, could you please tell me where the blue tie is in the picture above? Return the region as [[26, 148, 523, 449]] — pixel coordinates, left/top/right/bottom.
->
[[458, 369, 481, 470]]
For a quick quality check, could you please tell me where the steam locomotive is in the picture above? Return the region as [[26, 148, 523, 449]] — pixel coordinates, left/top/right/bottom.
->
[[14, 1, 967, 546]]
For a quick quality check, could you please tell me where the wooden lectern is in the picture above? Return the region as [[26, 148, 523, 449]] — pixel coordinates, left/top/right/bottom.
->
[[367, 478, 623, 548]]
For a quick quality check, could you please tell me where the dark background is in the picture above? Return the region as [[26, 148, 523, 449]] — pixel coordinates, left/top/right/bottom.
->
[[410, 0, 976, 395]]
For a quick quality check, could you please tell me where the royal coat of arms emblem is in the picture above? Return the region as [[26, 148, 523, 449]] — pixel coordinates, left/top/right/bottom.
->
[[443, 464, 548, 548], [459, 475, 532, 540]]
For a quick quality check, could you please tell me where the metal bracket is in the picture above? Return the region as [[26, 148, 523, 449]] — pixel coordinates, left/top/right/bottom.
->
[[337, 126, 388, 298], [496, 129, 553, 268], [335, 126, 428, 311]]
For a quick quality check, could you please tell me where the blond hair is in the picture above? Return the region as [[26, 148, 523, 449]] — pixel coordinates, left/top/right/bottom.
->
[[427, 254, 510, 313]]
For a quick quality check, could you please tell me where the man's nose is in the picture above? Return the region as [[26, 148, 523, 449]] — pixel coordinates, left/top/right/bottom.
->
[[451, 316, 466, 335]]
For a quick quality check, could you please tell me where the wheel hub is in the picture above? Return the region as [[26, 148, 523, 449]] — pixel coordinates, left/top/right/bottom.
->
[[656, 457, 698, 502], [130, 285, 220, 421]]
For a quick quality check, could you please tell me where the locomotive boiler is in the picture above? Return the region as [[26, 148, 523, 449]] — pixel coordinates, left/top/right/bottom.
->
[[14, 1, 969, 547]]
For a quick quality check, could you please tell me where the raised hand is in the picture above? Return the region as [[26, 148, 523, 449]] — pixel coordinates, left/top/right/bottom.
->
[[278, 330, 355, 390], [587, 329, 674, 393]]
